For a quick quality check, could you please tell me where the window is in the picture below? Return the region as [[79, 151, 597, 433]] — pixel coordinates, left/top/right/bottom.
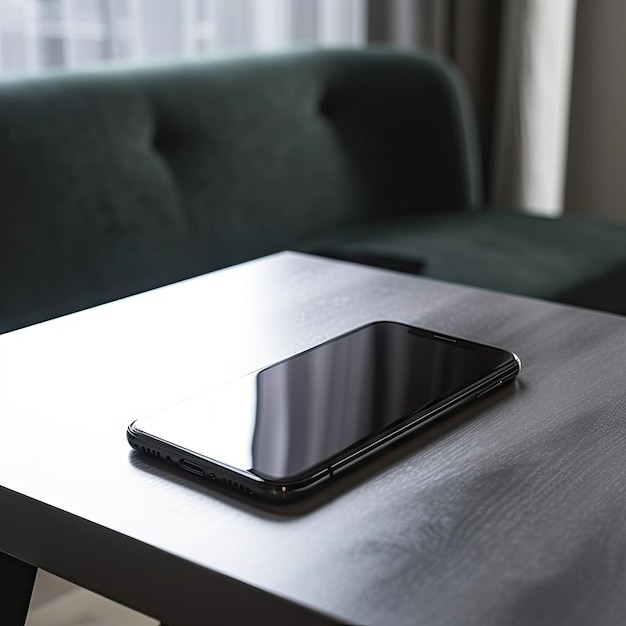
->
[[0, 0, 366, 73]]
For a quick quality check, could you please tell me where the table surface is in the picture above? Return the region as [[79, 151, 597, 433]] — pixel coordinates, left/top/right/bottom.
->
[[2, 252, 626, 626]]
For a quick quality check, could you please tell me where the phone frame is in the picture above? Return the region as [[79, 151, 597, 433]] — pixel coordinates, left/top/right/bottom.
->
[[127, 321, 520, 503]]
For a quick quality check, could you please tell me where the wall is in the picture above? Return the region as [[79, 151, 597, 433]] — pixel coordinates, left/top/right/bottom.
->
[[565, 0, 626, 221]]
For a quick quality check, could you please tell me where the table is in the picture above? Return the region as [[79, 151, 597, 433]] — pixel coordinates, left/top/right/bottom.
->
[[2, 252, 626, 626]]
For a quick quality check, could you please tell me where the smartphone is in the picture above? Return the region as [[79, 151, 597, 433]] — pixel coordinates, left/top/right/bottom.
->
[[127, 321, 520, 503]]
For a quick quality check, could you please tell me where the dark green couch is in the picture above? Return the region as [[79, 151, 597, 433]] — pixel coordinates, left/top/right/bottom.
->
[[1, 48, 625, 335]]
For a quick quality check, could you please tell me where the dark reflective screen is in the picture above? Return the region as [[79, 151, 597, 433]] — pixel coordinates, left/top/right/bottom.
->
[[252, 322, 512, 478], [139, 322, 514, 481]]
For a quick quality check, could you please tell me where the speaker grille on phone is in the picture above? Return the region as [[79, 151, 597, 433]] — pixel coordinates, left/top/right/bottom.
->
[[221, 476, 254, 496], [141, 446, 172, 463]]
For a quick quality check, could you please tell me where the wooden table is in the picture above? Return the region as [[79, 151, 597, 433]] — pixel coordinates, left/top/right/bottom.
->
[[2, 252, 626, 626]]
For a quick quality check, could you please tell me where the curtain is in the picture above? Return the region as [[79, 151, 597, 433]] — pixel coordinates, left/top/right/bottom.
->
[[0, 0, 366, 73], [564, 1, 626, 223], [367, 0, 578, 217], [491, 0, 577, 216]]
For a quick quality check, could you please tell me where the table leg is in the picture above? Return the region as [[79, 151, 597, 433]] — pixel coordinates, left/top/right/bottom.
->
[[0, 551, 37, 626]]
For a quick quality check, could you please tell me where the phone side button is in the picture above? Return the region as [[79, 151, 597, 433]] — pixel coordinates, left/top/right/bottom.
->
[[475, 380, 503, 399]]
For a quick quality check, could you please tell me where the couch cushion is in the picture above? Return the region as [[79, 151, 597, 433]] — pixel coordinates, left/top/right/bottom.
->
[[302, 211, 626, 315], [0, 48, 479, 333]]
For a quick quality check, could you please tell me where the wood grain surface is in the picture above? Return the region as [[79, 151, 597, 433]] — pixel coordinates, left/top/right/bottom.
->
[[2, 252, 626, 625]]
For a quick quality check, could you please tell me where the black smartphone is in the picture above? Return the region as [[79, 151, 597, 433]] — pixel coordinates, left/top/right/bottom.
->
[[127, 321, 520, 503]]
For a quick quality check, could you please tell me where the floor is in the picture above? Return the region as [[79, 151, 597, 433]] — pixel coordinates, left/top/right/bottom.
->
[[26, 570, 158, 626]]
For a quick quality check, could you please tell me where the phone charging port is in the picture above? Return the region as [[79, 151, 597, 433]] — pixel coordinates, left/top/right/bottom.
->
[[180, 459, 204, 477]]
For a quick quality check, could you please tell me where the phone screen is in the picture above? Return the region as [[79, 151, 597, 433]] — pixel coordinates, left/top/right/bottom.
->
[[130, 322, 518, 492]]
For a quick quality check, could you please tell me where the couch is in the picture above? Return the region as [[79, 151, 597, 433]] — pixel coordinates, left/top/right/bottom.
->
[[1, 47, 626, 336]]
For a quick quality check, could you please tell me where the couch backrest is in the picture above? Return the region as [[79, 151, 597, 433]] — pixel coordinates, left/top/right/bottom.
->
[[0, 48, 480, 333]]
